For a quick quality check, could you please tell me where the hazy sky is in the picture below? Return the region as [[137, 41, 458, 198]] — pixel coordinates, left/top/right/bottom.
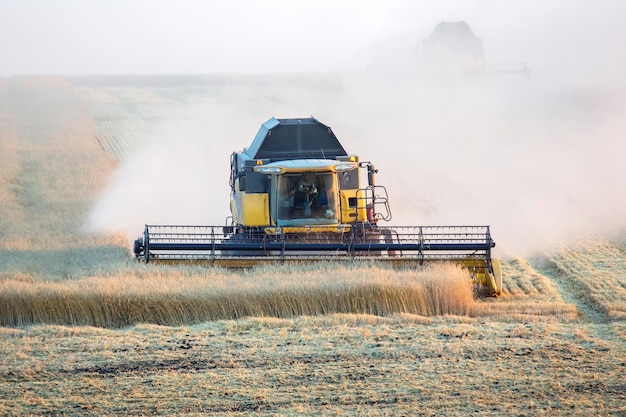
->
[[2, 0, 625, 82]]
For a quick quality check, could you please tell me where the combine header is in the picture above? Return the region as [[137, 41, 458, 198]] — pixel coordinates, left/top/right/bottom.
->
[[134, 117, 502, 295]]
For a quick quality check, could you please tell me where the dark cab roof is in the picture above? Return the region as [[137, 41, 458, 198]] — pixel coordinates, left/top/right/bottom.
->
[[244, 117, 348, 160]]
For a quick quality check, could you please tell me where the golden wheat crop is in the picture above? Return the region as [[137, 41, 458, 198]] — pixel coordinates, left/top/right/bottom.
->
[[0, 263, 473, 328]]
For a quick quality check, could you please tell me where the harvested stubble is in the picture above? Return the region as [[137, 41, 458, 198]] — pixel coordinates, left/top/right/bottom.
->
[[0, 263, 473, 328]]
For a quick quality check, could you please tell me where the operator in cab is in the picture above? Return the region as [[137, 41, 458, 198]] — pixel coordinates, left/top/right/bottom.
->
[[297, 172, 318, 196], [295, 172, 318, 216]]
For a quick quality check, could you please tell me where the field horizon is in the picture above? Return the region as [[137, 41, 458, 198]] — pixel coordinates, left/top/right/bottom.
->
[[0, 75, 624, 415]]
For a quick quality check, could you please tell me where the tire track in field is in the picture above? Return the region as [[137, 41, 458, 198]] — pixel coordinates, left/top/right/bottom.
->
[[530, 257, 606, 322], [528, 239, 626, 346], [533, 239, 626, 322], [532, 249, 625, 348]]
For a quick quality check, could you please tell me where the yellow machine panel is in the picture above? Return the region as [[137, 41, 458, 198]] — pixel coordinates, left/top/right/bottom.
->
[[339, 190, 367, 223], [239, 193, 270, 226]]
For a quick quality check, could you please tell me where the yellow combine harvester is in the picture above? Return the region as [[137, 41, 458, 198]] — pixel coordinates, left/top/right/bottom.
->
[[133, 117, 502, 295], [418, 21, 529, 78]]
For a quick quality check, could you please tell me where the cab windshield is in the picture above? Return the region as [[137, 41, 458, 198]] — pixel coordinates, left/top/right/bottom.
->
[[275, 172, 339, 226]]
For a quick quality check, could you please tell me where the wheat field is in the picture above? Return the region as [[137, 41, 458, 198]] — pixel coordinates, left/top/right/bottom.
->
[[0, 263, 474, 328], [1, 76, 625, 416]]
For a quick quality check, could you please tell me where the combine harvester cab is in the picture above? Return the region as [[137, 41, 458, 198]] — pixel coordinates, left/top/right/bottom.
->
[[133, 117, 502, 295]]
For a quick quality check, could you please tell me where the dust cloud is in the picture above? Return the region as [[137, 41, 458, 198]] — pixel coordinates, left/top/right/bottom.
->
[[84, 100, 247, 239], [83, 1, 626, 257], [345, 76, 626, 257], [82, 80, 347, 240]]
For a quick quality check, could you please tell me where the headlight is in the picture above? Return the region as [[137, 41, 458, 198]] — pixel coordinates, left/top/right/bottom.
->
[[254, 166, 283, 174], [334, 162, 357, 172]]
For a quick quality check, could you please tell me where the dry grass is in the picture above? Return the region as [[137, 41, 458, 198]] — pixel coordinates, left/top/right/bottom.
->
[[0, 263, 473, 328], [1, 316, 624, 416]]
